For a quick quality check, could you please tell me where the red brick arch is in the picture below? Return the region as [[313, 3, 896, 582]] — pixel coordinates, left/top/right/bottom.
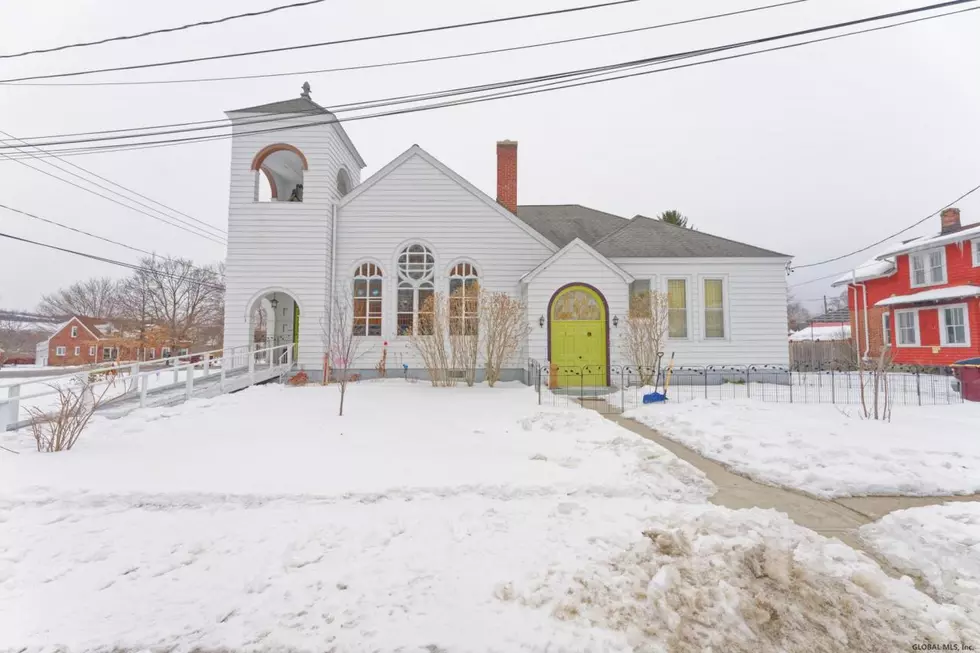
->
[[250, 143, 309, 172]]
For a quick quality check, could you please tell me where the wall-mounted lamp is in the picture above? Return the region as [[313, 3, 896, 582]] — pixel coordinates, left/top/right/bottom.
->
[[612, 315, 620, 328], [270, 293, 279, 310], [538, 315, 545, 328]]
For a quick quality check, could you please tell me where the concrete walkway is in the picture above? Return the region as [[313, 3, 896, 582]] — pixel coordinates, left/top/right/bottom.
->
[[585, 400, 979, 586]]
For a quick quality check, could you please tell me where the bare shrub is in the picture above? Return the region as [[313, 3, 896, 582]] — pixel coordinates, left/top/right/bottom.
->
[[480, 291, 530, 387], [857, 347, 893, 421], [27, 377, 113, 452], [449, 283, 480, 386], [409, 293, 456, 387], [322, 281, 366, 416], [623, 290, 669, 385]]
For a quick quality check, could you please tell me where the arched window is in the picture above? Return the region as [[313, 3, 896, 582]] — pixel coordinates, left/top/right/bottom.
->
[[449, 262, 479, 335], [353, 263, 383, 336], [337, 167, 351, 197], [251, 144, 308, 203], [397, 244, 435, 335]]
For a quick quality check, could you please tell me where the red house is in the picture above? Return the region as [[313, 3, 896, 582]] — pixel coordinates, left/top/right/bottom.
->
[[833, 207, 980, 366]]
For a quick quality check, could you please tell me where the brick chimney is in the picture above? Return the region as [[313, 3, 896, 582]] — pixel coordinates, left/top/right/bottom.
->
[[940, 207, 962, 234], [496, 140, 518, 213]]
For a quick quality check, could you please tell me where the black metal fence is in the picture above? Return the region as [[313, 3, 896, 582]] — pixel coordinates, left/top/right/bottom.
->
[[528, 361, 963, 413]]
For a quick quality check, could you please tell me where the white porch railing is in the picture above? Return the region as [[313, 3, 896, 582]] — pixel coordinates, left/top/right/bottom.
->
[[0, 343, 293, 432]]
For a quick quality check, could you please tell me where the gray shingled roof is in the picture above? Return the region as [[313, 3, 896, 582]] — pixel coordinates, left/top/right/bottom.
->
[[594, 215, 788, 258], [515, 206, 788, 258], [229, 97, 326, 115], [515, 205, 628, 248]]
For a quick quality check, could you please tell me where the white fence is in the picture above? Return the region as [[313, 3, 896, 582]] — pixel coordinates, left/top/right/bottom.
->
[[0, 343, 293, 431]]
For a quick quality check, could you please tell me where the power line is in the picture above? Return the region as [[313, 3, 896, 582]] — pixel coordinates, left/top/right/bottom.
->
[[0, 0, 644, 83], [4, 2, 974, 160], [0, 151, 227, 245], [0, 0, 328, 60], [0, 202, 161, 258], [0, 231, 225, 290], [0, 129, 227, 237], [790, 181, 980, 269], [3, 0, 810, 87]]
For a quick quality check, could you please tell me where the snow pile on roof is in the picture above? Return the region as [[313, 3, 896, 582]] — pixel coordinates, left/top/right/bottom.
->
[[831, 256, 896, 286], [861, 502, 980, 622], [875, 285, 980, 307], [789, 325, 851, 341], [624, 399, 980, 498], [876, 222, 980, 258]]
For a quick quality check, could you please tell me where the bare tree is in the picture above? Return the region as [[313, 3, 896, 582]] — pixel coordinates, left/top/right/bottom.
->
[[27, 376, 114, 452], [856, 338, 893, 421], [409, 292, 456, 387], [323, 281, 366, 416], [622, 290, 669, 385], [137, 256, 224, 349], [37, 277, 120, 319], [480, 291, 530, 387], [787, 296, 812, 332]]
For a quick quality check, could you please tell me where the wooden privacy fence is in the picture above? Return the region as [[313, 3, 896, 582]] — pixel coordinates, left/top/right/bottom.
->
[[789, 340, 856, 369]]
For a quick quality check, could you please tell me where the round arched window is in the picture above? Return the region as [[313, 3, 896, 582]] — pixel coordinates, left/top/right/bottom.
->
[[396, 244, 435, 335]]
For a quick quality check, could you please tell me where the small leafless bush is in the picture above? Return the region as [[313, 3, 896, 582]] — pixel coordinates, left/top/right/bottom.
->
[[409, 293, 456, 387], [480, 291, 530, 387], [322, 281, 367, 416], [27, 377, 113, 452], [857, 347, 893, 421], [622, 290, 669, 385]]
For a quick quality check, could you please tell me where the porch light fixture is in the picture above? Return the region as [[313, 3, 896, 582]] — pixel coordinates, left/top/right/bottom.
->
[[612, 315, 620, 328], [270, 293, 279, 310], [538, 315, 545, 328]]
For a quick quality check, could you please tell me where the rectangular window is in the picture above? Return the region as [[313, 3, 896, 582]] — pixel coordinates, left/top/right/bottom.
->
[[973, 239, 980, 267], [89, 346, 96, 356], [354, 277, 383, 336], [881, 313, 891, 348], [55, 346, 66, 356], [70, 326, 78, 338], [103, 347, 114, 361], [162, 348, 171, 358], [666, 279, 687, 338], [179, 348, 189, 356], [896, 310, 919, 346], [148, 348, 155, 359], [940, 304, 969, 346], [397, 287, 414, 335], [703, 278, 725, 339], [909, 249, 946, 287], [73, 346, 80, 356]]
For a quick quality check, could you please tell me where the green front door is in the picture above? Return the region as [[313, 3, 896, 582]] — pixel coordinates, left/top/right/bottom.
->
[[292, 302, 300, 360], [549, 285, 607, 387]]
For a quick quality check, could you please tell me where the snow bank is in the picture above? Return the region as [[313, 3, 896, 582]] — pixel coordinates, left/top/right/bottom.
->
[[507, 505, 980, 651], [624, 399, 980, 497], [861, 502, 980, 622]]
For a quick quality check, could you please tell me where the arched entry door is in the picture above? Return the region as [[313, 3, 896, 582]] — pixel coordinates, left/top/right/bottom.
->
[[548, 284, 608, 387], [248, 290, 300, 360]]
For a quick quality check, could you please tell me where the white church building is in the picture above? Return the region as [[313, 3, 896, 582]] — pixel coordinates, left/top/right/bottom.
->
[[222, 88, 791, 384]]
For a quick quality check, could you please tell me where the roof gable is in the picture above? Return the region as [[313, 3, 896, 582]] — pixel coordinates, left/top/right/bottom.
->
[[57, 316, 104, 340], [339, 145, 558, 252], [521, 238, 633, 284], [593, 215, 789, 259]]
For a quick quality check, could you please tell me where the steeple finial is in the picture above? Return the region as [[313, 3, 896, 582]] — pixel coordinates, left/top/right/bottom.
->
[[300, 81, 311, 99]]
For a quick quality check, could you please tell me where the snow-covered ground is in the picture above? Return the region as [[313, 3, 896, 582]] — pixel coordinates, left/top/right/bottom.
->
[[862, 502, 980, 622], [2, 382, 977, 651], [624, 399, 980, 498], [605, 370, 960, 411]]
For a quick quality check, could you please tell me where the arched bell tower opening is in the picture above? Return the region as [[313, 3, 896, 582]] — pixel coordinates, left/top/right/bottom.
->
[[251, 143, 309, 202]]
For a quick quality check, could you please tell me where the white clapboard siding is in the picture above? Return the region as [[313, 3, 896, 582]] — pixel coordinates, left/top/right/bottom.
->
[[526, 244, 631, 369], [336, 148, 553, 370], [612, 258, 790, 366], [223, 115, 362, 370]]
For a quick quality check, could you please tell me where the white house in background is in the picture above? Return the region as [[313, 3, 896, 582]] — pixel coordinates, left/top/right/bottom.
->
[[222, 87, 792, 384]]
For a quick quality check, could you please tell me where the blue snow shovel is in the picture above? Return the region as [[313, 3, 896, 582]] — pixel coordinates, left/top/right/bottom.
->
[[643, 353, 675, 404]]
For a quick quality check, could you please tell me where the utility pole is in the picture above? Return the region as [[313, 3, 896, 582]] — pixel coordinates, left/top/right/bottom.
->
[[823, 295, 828, 314]]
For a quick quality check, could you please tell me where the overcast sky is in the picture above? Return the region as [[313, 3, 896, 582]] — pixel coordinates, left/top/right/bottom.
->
[[1, 0, 978, 312]]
